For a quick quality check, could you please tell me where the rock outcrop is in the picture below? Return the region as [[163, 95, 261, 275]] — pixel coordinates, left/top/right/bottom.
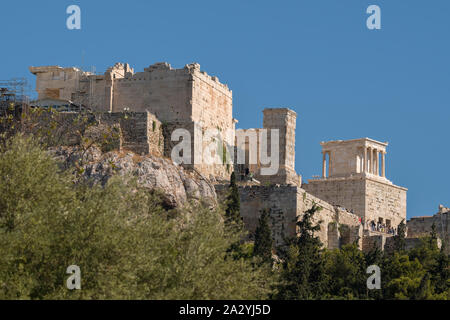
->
[[49, 146, 217, 208]]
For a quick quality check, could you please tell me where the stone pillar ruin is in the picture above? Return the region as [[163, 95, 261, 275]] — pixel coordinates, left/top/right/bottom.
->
[[258, 108, 298, 185]]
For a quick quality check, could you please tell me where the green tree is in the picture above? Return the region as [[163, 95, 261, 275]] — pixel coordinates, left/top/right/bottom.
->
[[276, 203, 326, 299], [433, 249, 450, 297], [381, 253, 425, 299], [429, 223, 438, 247], [0, 135, 274, 299], [323, 244, 367, 299], [254, 209, 273, 264], [225, 172, 241, 225], [393, 219, 406, 253], [364, 247, 384, 299], [408, 234, 449, 299]]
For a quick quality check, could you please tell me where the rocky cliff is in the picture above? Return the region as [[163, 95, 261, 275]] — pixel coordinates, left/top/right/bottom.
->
[[49, 146, 217, 208]]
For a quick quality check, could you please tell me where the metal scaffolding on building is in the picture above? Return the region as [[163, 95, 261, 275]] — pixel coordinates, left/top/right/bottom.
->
[[0, 78, 30, 115]]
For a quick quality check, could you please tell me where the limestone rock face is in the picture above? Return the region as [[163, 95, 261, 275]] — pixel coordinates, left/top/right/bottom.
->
[[49, 146, 217, 208]]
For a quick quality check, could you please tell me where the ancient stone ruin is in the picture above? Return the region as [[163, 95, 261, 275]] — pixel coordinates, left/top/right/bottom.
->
[[27, 61, 448, 252]]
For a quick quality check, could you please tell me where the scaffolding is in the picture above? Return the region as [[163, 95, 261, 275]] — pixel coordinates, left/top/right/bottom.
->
[[0, 78, 30, 115]]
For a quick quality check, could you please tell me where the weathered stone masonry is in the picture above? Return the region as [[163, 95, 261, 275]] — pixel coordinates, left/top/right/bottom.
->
[[30, 62, 235, 179], [407, 205, 449, 254], [303, 138, 407, 231], [215, 184, 362, 248], [29, 61, 447, 253]]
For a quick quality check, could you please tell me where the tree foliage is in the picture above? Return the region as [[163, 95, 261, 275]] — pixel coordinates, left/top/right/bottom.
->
[[225, 172, 241, 225], [393, 219, 406, 253], [253, 209, 273, 264], [276, 203, 326, 299], [0, 135, 273, 299], [0, 133, 448, 300]]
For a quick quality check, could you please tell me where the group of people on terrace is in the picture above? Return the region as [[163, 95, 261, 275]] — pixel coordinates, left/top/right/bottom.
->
[[367, 220, 397, 235]]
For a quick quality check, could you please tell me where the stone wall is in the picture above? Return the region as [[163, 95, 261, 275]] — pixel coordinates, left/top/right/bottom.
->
[[299, 199, 362, 250], [365, 178, 407, 228], [30, 62, 234, 135], [29, 66, 89, 102], [303, 176, 366, 219], [97, 112, 164, 156], [303, 176, 406, 230], [299, 188, 340, 248], [234, 128, 262, 181], [216, 184, 362, 249], [163, 121, 233, 180], [20, 109, 97, 146], [22, 110, 165, 156], [363, 233, 443, 254], [30, 62, 235, 180], [234, 108, 300, 186], [190, 64, 233, 138], [237, 185, 298, 247], [362, 233, 387, 253], [260, 108, 298, 185], [407, 206, 449, 254]]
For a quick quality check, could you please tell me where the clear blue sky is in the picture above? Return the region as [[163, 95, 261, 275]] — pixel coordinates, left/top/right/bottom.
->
[[1, 0, 449, 219]]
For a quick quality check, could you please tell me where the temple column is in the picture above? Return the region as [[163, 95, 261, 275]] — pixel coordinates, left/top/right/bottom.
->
[[381, 151, 386, 177], [322, 152, 327, 178], [371, 148, 377, 174], [328, 152, 332, 177], [363, 146, 367, 173], [375, 149, 379, 175], [368, 147, 373, 174]]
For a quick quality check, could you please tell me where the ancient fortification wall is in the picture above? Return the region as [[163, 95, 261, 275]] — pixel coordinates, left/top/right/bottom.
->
[[23, 110, 164, 157], [303, 177, 366, 218], [407, 205, 449, 253], [238, 185, 298, 247], [97, 112, 164, 156], [30, 62, 235, 180], [365, 178, 407, 228], [30, 62, 233, 128], [303, 175, 406, 229], [218, 184, 362, 249]]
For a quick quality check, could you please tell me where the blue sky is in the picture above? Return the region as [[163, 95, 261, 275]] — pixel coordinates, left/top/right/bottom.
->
[[1, 0, 449, 218]]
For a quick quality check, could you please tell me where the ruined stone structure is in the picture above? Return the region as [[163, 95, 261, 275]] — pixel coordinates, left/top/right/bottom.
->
[[30, 62, 235, 179], [29, 61, 443, 253], [97, 112, 164, 156], [235, 108, 300, 186]]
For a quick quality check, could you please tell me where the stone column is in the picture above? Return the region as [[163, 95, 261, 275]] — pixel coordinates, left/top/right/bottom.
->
[[328, 151, 332, 177], [368, 147, 372, 174], [322, 152, 327, 178], [375, 149, 379, 175], [363, 146, 367, 173], [372, 148, 376, 174], [381, 151, 386, 177]]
